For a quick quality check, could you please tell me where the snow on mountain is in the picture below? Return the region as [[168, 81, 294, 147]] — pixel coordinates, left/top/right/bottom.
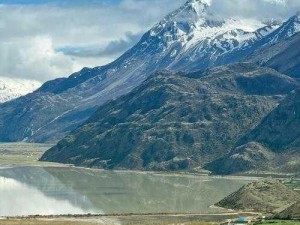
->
[[133, 0, 279, 71], [0, 77, 41, 103], [247, 32, 300, 78], [260, 14, 300, 44]]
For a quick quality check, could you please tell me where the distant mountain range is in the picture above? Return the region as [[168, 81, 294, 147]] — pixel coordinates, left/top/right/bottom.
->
[[0, 77, 40, 103], [1, 0, 299, 143]]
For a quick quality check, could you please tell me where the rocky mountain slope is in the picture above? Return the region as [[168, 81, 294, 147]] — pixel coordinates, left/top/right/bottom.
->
[[205, 142, 276, 175], [206, 89, 300, 174], [40, 63, 299, 170], [248, 32, 300, 78], [0, 77, 40, 103], [215, 179, 300, 213], [0, 0, 299, 143], [275, 201, 300, 219]]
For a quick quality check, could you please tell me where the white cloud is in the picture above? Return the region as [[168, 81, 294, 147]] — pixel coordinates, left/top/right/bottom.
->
[[0, 36, 76, 81], [0, 0, 185, 81], [208, 0, 300, 21]]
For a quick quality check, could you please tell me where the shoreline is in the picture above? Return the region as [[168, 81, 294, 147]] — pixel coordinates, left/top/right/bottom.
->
[[0, 142, 298, 180], [1, 211, 263, 221], [0, 163, 297, 181]]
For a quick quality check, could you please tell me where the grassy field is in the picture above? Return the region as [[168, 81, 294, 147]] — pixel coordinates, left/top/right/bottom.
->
[[0, 142, 61, 167], [0, 219, 217, 225], [0, 219, 96, 225], [255, 220, 300, 225], [0, 214, 250, 225], [0, 219, 299, 225]]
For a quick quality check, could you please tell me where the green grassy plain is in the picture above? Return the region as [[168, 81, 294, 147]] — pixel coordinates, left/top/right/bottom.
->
[[0, 142, 61, 167], [0, 219, 299, 225], [255, 220, 300, 225], [0, 219, 216, 225], [0, 219, 95, 225]]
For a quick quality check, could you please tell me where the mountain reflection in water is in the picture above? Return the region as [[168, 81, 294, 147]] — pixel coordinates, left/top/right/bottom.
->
[[0, 166, 253, 216]]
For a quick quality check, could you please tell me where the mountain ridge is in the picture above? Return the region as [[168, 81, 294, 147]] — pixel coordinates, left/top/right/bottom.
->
[[40, 63, 298, 170], [248, 32, 300, 78]]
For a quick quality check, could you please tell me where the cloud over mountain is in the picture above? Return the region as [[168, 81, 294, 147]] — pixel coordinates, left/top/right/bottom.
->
[[0, 0, 185, 81], [0, 0, 299, 82], [209, 0, 300, 21]]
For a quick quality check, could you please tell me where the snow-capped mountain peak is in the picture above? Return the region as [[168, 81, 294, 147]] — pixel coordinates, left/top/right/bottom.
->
[[0, 77, 41, 103], [261, 13, 300, 45], [149, 0, 215, 38], [139, 0, 280, 72], [179, 0, 209, 16], [148, 0, 278, 52], [285, 14, 300, 33], [279, 14, 300, 34]]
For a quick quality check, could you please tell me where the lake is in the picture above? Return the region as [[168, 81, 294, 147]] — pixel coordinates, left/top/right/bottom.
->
[[0, 166, 255, 217]]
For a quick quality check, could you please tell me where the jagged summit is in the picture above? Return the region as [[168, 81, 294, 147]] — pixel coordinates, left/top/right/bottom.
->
[[282, 13, 300, 29], [148, 0, 211, 39], [288, 13, 300, 29], [265, 13, 300, 43], [171, 0, 210, 19], [141, 0, 276, 72], [149, 0, 223, 38]]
